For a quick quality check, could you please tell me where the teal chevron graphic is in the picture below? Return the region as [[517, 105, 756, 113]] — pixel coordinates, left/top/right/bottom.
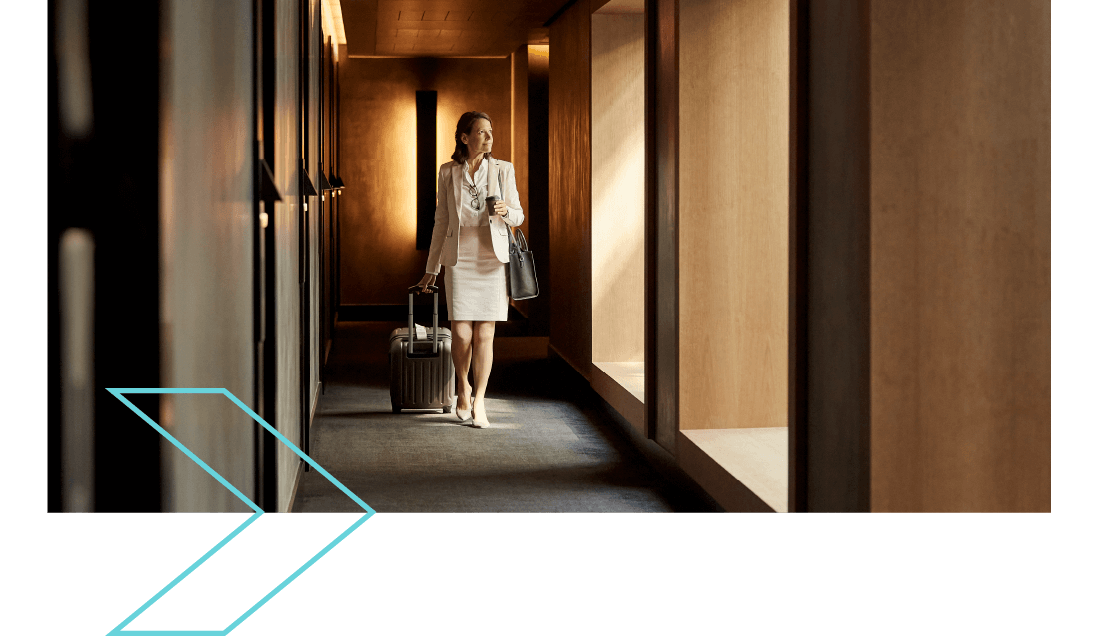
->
[[104, 388, 375, 636]]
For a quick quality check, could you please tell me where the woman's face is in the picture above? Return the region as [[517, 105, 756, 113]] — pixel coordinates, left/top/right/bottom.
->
[[462, 118, 493, 158]]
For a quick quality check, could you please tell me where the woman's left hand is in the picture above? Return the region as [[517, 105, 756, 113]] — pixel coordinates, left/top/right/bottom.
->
[[491, 200, 508, 221]]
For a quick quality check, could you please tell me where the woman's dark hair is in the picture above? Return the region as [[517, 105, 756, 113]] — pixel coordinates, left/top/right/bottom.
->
[[451, 111, 493, 163]]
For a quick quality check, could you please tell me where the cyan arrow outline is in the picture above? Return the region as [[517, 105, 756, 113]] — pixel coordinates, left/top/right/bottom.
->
[[104, 388, 375, 636]]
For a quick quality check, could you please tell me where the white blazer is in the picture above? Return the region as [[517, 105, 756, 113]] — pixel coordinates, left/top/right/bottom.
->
[[425, 158, 525, 275]]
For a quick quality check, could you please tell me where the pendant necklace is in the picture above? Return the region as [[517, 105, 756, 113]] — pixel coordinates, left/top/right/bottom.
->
[[465, 161, 482, 211]]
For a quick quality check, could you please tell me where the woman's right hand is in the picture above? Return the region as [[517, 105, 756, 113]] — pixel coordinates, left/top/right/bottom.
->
[[416, 273, 436, 293]]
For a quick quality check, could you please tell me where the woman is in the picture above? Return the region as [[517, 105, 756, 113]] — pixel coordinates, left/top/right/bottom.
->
[[416, 111, 524, 428]]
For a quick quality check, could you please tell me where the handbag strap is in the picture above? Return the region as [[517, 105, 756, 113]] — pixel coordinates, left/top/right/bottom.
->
[[493, 162, 520, 250], [491, 162, 531, 254], [489, 159, 501, 199], [505, 226, 531, 255]]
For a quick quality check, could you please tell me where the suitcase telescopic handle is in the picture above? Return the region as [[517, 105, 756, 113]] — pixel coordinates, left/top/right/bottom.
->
[[406, 285, 440, 355]]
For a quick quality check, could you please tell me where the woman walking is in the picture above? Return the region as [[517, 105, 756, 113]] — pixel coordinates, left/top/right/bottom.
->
[[416, 111, 524, 428]]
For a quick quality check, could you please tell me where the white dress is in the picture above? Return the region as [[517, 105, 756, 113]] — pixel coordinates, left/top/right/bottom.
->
[[443, 159, 508, 321]]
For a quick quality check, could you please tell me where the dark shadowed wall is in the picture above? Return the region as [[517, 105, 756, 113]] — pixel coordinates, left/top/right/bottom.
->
[[524, 44, 551, 336]]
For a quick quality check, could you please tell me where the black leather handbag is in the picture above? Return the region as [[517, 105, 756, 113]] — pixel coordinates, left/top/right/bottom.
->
[[506, 226, 539, 300], [494, 166, 539, 300]]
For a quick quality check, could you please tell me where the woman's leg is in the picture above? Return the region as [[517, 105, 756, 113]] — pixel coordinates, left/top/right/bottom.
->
[[451, 321, 474, 410], [471, 320, 496, 407]]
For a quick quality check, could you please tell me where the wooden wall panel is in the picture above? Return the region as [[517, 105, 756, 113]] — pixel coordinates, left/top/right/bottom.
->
[[678, 0, 789, 430], [591, 14, 645, 363], [868, 0, 1050, 511], [511, 45, 530, 224], [548, 0, 593, 378], [274, 0, 303, 512], [339, 57, 512, 305], [158, 0, 256, 512], [308, 0, 321, 416], [510, 44, 532, 320], [320, 39, 333, 365]]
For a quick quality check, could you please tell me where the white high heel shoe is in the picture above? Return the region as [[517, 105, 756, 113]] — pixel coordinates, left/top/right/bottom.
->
[[470, 398, 491, 429], [455, 394, 473, 424]]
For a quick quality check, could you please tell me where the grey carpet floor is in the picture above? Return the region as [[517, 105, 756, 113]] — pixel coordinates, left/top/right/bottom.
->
[[292, 321, 716, 513]]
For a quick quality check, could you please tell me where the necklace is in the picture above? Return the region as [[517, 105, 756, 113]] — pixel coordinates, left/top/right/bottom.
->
[[464, 161, 482, 211]]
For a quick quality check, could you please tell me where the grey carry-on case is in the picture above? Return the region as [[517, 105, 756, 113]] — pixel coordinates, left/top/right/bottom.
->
[[388, 285, 456, 413]]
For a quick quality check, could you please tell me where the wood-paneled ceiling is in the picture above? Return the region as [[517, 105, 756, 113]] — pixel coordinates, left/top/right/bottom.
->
[[594, 0, 644, 14], [342, 0, 570, 58]]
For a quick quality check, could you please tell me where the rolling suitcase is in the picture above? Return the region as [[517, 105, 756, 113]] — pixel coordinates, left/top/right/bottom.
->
[[388, 285, 456, 413]]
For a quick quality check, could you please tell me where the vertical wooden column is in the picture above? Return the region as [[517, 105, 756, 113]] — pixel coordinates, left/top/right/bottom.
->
[[260, 0, 280, 514], [800, 0, 871, 512], [510, 44, 532, 320], [334, 57, 342, 313], [787, 0, 809, 513], [254, 0, 269, 511], [646, 0, 679, 453]]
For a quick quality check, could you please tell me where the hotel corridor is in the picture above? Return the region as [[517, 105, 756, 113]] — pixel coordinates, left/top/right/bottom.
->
[[293, 321, 715, 512], [47, 0, 1051, 516]]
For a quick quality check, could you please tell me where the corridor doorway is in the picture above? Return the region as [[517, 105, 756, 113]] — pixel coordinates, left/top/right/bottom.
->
[[590, 2, 646, 436]]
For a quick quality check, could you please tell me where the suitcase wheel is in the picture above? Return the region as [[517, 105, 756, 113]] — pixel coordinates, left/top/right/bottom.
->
[[392, 405, 400, 414]]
